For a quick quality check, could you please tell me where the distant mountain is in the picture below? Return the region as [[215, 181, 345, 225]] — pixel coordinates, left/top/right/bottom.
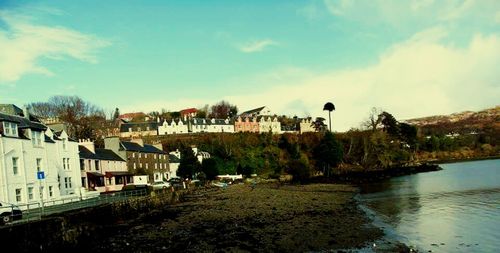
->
[[403, 106, 500, 134]]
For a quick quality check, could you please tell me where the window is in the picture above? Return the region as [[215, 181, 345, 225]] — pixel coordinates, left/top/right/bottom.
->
[[66, 158, 71, 170], [12, 157, 18, 175], [80, 159, 85, 171], [128, 128, 132, 132], [133, 163, 136, 169], [32, 131, 42, 146], [49, 186, 53, 197], [28, 187, 34, 200], [145, 163, 148, 169], [15, 188, 22, 202], [3, 121, 18, 137], [36, 158, 42, 172], [62, 138, 67, 150], [64, 177, 72, 188], [132, 153, 135, 158], [95, 160, 99, 171], [144, 154, 148, 158], [154, 163, 157, 169], [146, 127, 150, 131]]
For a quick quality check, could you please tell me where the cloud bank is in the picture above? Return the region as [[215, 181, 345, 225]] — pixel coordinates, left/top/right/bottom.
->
[[0, 11, 109, 83]]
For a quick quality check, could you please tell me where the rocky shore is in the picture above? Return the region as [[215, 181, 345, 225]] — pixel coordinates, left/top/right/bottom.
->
[[87, 184, 386, 252]]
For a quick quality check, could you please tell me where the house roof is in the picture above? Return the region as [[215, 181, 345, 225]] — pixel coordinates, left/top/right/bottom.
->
[[169, 154, 180, 163], [0, 104, 24, 116], [180, 108, 197, 115], [0, 112, 47, 131], [79, 146, 126, 162], [240, 106, 266, 116], [119, 122, 159, 132], [120, 141, 166, 154]]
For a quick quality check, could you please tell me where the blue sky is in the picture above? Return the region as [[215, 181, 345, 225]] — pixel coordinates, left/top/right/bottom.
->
[[1, 0, 499, 131]]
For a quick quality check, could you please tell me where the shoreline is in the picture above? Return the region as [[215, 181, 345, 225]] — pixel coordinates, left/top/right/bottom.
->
[[421, 155, 500, 165]]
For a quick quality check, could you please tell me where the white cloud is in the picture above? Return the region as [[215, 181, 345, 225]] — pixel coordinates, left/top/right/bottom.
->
[[225, 28, 500, 131], [238, 39, 278, 53], [0, 11, 110, 83], [322, 0, 499, 27]]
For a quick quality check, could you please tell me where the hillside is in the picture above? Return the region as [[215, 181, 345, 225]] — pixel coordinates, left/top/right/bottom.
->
[[404, 106, 500, 134]]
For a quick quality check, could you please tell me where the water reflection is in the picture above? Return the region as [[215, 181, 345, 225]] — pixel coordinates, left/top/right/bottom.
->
[[359, 159, 500, 253]]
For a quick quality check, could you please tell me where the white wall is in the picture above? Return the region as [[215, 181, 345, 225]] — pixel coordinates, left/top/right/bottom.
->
[[0, 129, 81, 208]]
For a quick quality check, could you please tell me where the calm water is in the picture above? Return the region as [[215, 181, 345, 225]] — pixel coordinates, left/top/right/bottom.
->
[[358, 159, 500, 253]]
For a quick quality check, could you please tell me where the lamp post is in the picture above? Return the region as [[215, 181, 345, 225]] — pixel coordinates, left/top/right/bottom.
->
[[323, 102, 335, 132]]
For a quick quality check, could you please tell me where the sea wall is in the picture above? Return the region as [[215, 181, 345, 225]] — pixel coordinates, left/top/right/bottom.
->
[[0, 190, 186, 252]]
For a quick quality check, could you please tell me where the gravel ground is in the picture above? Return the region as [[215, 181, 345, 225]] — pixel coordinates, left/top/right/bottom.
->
[[90, 183, 389, 253]]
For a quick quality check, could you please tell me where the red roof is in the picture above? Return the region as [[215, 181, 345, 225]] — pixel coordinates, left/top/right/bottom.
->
[[118, 112, 146, 119], [180, 108, 197, 115]]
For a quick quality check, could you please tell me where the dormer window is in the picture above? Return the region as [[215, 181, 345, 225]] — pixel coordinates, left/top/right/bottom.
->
[[3, 121, 18, 137], [32, 131, 42, 147]]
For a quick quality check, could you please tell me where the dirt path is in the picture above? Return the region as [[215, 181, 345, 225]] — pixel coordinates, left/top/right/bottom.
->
[[90, 183, 384, 252]]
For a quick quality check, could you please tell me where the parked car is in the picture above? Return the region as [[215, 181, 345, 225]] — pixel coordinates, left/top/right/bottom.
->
[[168, 177, 184, 189], [0, 201, 22, 224], [151, 181, 171, 190]]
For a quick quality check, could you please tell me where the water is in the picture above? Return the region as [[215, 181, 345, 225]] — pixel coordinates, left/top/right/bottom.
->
[[358, 159, 500, 253]]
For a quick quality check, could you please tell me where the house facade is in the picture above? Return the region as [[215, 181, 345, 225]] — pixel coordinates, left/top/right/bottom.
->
[[119, 122, 158, 138], [299, 118, 315, 134], [158, 119, 189, 135], [0, 110, 81, 208], [239, 106, 271, 118], [78, 140, 130, 193], [104, 137, 169, 183], [258, 116, 281, 134], [234, 116, 259, 133]]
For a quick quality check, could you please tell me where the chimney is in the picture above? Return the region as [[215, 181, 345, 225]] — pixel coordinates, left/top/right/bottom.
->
[[130, 138, 144, 147], [22, 106, 30, 119], [79, 139, 95, 153]]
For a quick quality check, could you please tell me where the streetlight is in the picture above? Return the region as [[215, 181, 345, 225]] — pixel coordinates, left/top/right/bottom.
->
[[323, 102, 335, 132]]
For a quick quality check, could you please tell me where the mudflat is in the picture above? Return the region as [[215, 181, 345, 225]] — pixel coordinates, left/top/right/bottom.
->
[[92, 183, 384, 252]]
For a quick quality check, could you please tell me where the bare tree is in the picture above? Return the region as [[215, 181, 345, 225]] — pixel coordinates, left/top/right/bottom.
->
[[363, 107, 383, 131], [209, 100, 238, 118]]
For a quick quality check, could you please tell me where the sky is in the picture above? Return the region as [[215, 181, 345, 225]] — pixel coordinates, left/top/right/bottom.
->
[[0, 0, 499, 131]]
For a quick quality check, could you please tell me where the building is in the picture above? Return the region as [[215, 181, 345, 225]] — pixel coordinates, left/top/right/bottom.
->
[[0, 109, 81, 208], [239, 106, 271, 117], [179, 108, 198, 118], [189, 118, 234, 133], [234, 116, 259, 133], [118, 112, 147, 122], [158, 119, 189, 135], [299, 118, 315, 134], [78, 139, 130, 193], [119, 122, 158, 138], [104, 137, 169, 183], [168, 150, 181, 179], [258, 116, 281, 134]]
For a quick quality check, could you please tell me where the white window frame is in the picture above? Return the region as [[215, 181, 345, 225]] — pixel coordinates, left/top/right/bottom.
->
[[12, 157, 18, 175], [36, 158, 42, 172], [3, 121, 18, 137], [28, 187, 34, 200], [32, 131, 42, 147], [15, 188, 22, 202]]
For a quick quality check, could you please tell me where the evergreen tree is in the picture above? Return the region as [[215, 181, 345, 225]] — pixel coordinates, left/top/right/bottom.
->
[[113, 108, 120, 120], [178, 146, 200, 179], [201, 158, 218, 180], [313, 132, 343, 177]]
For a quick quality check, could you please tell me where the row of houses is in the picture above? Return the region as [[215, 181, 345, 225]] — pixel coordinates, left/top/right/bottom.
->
[[0, 104, 206, 208], [120, 106, 316, 138]]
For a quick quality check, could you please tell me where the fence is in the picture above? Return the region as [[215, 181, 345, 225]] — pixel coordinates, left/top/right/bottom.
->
[[1, 188, 148, 226]]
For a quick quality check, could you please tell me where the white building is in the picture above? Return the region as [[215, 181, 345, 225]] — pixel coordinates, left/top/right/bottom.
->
[[258, 116, 281, 134], [189, 118, 234, 133], [0, 110, 81, 209], [299, 118, 315, 134], [168, 150, 181, 179], [158, 119, 189, 135]]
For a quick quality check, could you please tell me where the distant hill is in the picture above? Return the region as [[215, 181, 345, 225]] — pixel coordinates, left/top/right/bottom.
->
[[403, 106, 500, 134]]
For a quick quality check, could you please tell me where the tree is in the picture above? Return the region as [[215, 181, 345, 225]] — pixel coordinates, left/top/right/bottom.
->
[[313, 132, 343, 177], [379, 111, 399, 137], [201, 158, 218, 180], [113, 108, 120, 120], [312, 117, 327, 132], [27, 95, 106, 140], [323, 102, 335, 132], [178, 146, 201, 179], [363, 107, 383, 131], [209, 100, 238, 118]]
